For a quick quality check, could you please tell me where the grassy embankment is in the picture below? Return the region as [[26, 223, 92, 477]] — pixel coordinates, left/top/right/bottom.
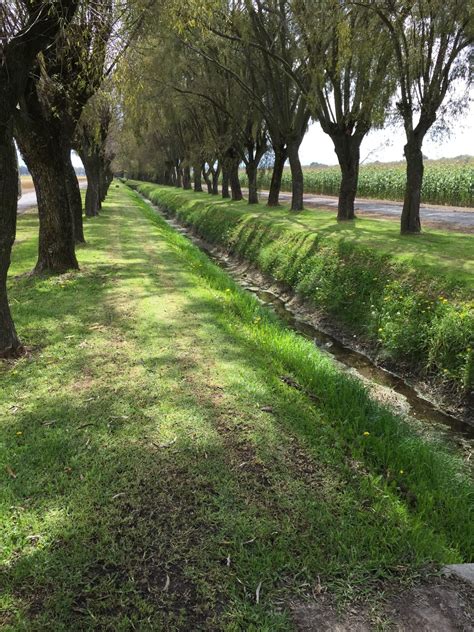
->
[[1, 183, 472, 630], [244, 157, 474, 207], [130, 182, 474, 403]]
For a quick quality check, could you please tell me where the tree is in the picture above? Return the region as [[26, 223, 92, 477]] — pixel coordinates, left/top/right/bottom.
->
[[369, 0, 473, 233], [211, 0, 311, 210], [76, 92, 116, 217], [0, 0, 77, 357], [294, 0, 395, 220], [15, 0, 117, 272]]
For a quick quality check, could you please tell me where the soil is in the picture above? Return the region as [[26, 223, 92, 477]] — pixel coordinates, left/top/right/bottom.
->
[[290, 575, 474, 631]]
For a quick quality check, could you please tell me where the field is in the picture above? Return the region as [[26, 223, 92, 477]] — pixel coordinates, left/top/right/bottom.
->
[[19, 175, 87, 197], [246, 158, 474, 207], [1, 184, 473, 629], [19, 176, 35, 195]]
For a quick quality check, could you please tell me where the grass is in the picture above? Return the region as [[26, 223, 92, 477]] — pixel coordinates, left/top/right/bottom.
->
[[129, 183, 474, 399], [1, 183, 473, 630]]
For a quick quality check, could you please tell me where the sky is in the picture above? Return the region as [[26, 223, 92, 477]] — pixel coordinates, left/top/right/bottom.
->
[[299, 103, 474, 166]]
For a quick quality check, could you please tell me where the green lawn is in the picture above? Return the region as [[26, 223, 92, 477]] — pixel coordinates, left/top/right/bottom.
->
[[1, 184, 472, 630]]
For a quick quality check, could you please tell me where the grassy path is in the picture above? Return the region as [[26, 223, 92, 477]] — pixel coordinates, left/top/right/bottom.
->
[[1, 184, 472, 630]]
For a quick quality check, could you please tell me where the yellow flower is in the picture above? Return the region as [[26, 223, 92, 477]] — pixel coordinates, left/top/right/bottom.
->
[[399, 469, 404, 474], [16, 431, 22, 436], [363, 431, 370, 437], [378, 328, 383, 332]]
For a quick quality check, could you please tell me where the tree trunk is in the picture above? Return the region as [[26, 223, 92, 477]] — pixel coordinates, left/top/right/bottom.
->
[[267, 146, 287, 207], [202, 164, 212, 194], [0, 125, 22, 357], [183, 165, 192, 190], [16, 116, 78, 273], [81, 150, 101, 217], [333, 134, 361, 221], [287, 140, 304, 211], [221, 167, 230, 199], [64, 147, 85, 243], [193, 165, 203, 192], [211, 165, 220, 195], [98, 159, 113, 204], [229, 158, 243, 201], [401, 136, 423, 234], [246, 162, 259, 204], [33, 157, 78, 273]]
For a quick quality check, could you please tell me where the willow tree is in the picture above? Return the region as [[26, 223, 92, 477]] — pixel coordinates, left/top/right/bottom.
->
[[0, 0, 77, 357], [293, 0, 395, 220], [370, 0, 473, 234], [164, 0, 309, 209], [76, 92, 116, 217], [15, 0, 117, 272]]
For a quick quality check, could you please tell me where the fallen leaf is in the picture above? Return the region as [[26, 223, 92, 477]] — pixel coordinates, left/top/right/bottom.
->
[[260, 406, 273, 413]]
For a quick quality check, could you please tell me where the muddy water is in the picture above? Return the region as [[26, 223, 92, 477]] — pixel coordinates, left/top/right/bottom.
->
[[143, 198, 473, 448]]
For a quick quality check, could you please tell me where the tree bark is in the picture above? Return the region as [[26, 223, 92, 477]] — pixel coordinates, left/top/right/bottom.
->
[[332, 134, 361, 221], [401, 136, 423, 234], [221, 166, 230, 198], [267, 146, 287, 207], [81, 150, 101, 217], [287, 140, 304, 211], [202, 164, 212, 194], [0, 125, 22, 357], [193, 165, 203, 192], [246, 162, 259, 204], [64, 148, 85, 242], [229, 158, 243, 201], [16, 112, 78, 273], [183, 165, 192, 190]]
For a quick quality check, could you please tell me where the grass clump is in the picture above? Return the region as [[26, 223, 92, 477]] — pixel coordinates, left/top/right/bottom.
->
[[1, 183, 472, 630], [130, 182, 474, 399]]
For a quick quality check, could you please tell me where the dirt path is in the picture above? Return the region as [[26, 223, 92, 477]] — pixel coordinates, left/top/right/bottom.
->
[[252, 189, 474, 233]]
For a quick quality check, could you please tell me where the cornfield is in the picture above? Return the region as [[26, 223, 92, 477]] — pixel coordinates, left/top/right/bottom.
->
[[247, 159, 474, 207]]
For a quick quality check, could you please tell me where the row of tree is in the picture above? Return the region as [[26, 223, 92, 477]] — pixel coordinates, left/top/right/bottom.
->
[[0, 0, 472, 358], [0, 0, 141, 357], [117, 0, 472, 232]]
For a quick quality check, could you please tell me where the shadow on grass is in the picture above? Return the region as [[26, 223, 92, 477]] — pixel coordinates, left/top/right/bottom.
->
[[1, 185, 471, 630]]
